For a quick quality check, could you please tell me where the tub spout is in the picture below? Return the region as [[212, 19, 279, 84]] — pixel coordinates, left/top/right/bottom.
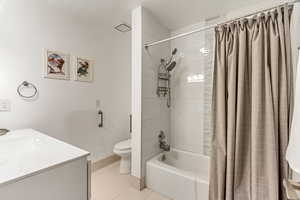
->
[[160, 142, 170, 151]]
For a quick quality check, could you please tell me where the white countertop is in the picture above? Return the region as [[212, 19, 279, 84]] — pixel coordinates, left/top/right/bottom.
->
[[0, 129, 90, 186]]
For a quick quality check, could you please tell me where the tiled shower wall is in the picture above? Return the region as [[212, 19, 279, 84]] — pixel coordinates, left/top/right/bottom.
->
[[141, 8, 171, 177], [202, 21, 215, 156], [170, 21, 214, 156]]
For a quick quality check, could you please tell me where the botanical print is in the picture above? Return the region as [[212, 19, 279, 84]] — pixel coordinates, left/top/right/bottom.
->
[[75, 57, 93, 82], [44, 49, 70, 80]]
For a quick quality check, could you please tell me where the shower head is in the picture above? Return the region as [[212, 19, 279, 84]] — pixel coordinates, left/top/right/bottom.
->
[[172, 48, 177, 55], [166, 61, 176, 71]]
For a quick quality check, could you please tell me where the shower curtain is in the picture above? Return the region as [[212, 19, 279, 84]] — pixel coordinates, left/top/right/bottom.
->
[[209, 5, 293, 200]]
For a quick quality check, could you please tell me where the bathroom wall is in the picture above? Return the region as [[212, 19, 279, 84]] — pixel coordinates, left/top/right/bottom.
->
[[131, 6, 171, 179], [170, 22, 214, 156], [131, 6, 171, 178], [0, 0, 131, 162], [141, 8, 171, 177], [131, 6, 143, 179]]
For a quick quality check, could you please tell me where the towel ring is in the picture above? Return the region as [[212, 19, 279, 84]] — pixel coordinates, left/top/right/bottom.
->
[[17, 81, 38, 98]]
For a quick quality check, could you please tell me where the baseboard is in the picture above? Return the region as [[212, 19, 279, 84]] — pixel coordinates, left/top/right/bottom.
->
[[92, 154, 121, 172], [130, 175, 146, 191]]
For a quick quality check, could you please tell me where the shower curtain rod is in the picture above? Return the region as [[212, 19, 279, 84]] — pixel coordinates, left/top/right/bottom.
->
[[144, 0, 300, 48]]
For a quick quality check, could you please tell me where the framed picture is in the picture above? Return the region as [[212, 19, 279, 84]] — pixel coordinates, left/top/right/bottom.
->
[[44, 49, 70, 80], [74, 57, 93, 82]]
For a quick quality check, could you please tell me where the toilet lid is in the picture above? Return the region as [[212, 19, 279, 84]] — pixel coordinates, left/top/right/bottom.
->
[[115, 139, 131, 151]]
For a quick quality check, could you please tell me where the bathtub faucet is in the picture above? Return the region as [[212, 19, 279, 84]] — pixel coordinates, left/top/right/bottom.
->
[[158, 131, 170, 151]]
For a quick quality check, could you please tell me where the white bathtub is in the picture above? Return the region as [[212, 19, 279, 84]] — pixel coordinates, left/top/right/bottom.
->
[[146, 149, 209, 200]]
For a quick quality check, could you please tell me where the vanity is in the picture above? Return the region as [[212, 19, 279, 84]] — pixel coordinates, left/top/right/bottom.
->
[[0, 129, 90, 200]]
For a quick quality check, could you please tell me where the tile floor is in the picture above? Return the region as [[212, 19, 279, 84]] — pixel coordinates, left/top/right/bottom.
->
[[91, 161, 171, 200]]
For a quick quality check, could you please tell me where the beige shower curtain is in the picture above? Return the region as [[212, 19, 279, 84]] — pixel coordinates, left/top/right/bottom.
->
[[209, 6, 293, 200]]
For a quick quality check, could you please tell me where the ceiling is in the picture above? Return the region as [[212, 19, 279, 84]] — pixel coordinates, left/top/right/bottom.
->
[[2, 0, 282, 30], [141, 0, 275, 31], [44, 0, 142, 27], [47, 0, 277, 30]]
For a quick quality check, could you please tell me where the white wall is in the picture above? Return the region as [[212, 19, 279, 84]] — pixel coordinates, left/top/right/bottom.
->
[[170, 22, 214, 156], [0, 0, 131, 162], [141, 8, 171, 177], [131, 6, 142, 178], [130, 7, 171, 178]]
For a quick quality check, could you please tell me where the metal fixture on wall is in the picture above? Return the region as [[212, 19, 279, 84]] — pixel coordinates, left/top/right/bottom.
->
[[17, 81, 38, 99], [129, 114, 132, 133], [158, 131, 170, 152], [157, 48, 177, 107], [98, 110, 103, 127]]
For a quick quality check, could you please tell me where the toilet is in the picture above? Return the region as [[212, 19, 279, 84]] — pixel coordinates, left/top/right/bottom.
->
[[113, 139, 131, 174]]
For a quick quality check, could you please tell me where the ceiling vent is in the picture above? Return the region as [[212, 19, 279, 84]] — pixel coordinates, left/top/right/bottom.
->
[[114, 23, 131, 32]]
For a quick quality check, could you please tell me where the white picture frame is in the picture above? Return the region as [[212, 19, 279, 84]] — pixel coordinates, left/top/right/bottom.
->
[[74, 56, 94, 82], [43, 49, 70, 80]]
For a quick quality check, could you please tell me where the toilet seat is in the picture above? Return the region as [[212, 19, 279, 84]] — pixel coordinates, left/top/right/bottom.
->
[[113, 148, 131, 154], [114, 139, 131, 151]]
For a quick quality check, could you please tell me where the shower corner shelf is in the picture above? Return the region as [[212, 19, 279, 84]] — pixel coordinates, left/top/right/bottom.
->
[[156, 48, 177, 107], [157, 87, 169, 96], [157, 72, 170, 97], [158, 77, 169, 81], [158, 73, 170, 80]]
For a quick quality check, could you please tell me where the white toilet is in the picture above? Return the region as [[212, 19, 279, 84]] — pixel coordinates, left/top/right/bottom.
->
[[113, 139, 131, 174]]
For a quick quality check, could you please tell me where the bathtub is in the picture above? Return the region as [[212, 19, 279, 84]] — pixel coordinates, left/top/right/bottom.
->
[[146, 149, 209, 200]]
